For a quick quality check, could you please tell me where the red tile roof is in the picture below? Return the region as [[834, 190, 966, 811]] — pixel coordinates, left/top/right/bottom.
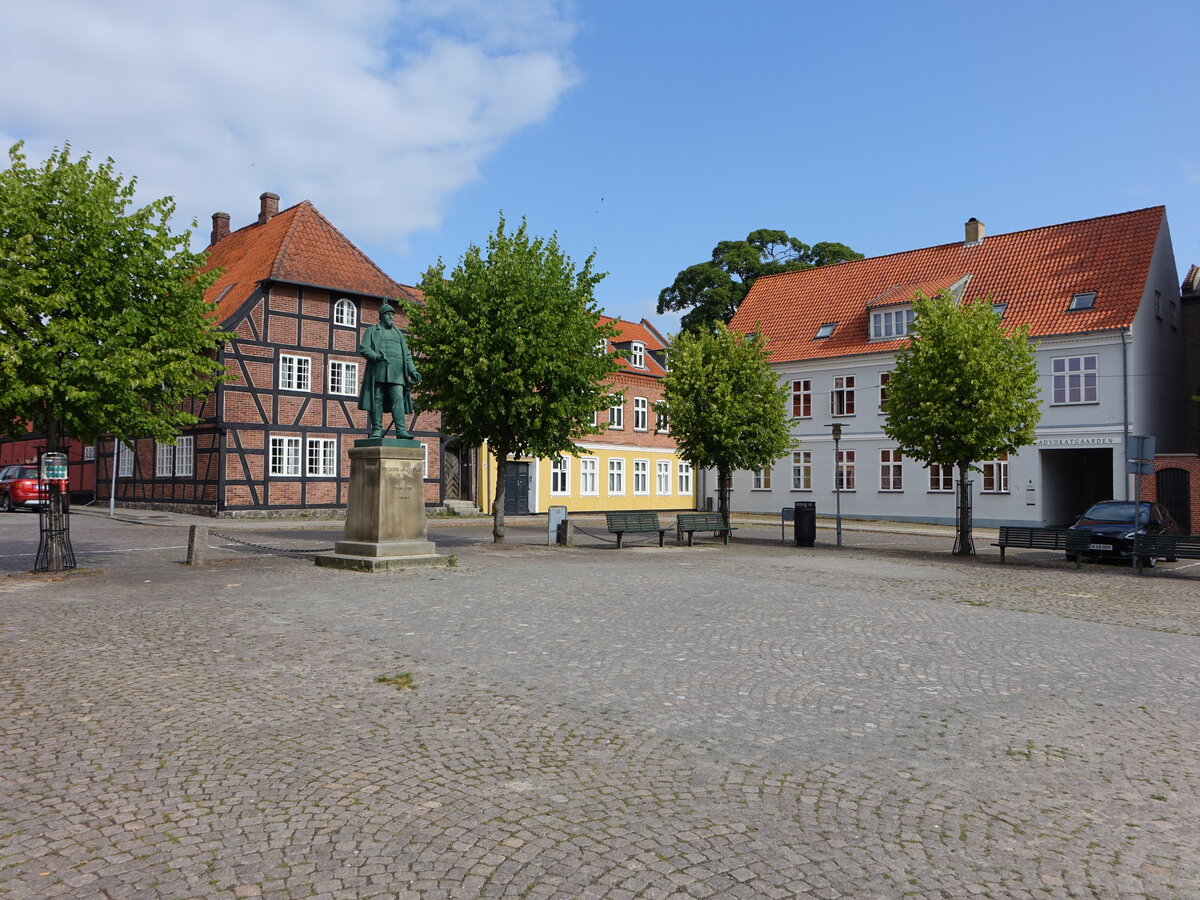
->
[[202, 200, 420, 324], [731, 207, 1167, 363], [598, 315, 670, 377]]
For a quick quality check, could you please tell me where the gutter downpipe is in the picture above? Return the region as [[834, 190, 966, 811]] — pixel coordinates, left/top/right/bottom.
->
[[1121, 328, 1130, 501]]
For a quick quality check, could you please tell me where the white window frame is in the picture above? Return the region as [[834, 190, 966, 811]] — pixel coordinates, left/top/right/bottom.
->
[[879, 449, 903, 492], [607, 458, 625, 495], [279, 353, 312, 392], [752, 466, 772, 490], [608, 396, 624, 430], [117, 442, 133, 477], [580, 456, 599, 496], [333, 297, 357, 327], [928, 463, 954, 493], [155, 441, 175, 477], [878, 372, 891, 412], [633, 397, 649, 432], [792, 451, 812, 491], [791, 379, 812, 419], [551, 456, 570, 495], [981, 454, 1009, 494], [656, 460, 672, 495], [633, 459, 649, 495], [175, 436, 194, 477], [655, 408, 670, 434], [870, 306, 915, 340], [830, 375, 856, 416], [328, 360, 359, 396], [1051, 355, 1098, 405], [422, 442, 429, 478], [306, 438, 337, 477], [270, 436, 302, 476], [629, 341, 646, 369], [835, 449, 856, 491], [677, 461, 693, 495]]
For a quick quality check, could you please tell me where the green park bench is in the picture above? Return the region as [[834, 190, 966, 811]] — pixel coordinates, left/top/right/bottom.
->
[[605, 511, 668, 549], [675, 512, 734, 546], [1133, 533, 1200, 574], [993, 526, 1089, 567]]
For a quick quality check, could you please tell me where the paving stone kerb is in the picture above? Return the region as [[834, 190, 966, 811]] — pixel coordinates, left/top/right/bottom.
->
[[2, 514, 1199, 899]]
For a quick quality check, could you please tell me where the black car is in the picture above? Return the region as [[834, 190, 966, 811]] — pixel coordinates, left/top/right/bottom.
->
[[1067, 500, 1180, 567]]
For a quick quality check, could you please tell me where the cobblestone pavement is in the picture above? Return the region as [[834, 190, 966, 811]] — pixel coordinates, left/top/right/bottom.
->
[[2, 514, 1199, 898]]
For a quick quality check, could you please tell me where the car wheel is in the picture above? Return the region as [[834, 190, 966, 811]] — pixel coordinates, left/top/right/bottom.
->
[[0, 493, 13, 513], [1141, 556, 1157, 568]]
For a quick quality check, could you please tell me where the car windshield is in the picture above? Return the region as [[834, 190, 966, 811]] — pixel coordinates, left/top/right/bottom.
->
[[1079, 501, 1148, 524]]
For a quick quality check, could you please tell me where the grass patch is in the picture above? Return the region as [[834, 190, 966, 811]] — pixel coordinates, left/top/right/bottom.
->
[[376, 671, 416, 691]]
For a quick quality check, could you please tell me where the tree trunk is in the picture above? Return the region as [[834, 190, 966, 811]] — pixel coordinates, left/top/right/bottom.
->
[[492, 454, 507, 544], [717, 467, 732, 528], [953, 460, 975, 556]]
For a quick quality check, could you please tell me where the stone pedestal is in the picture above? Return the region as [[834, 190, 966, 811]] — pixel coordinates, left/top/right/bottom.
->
[[316, 440, 444, 571]]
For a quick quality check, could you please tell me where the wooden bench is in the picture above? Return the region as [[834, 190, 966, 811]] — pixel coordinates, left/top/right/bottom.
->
[[1133, 533, 1200, 573], [676, 512, 734, 546], [605, 511, 668, 549], [993, 526, 1090, 567]]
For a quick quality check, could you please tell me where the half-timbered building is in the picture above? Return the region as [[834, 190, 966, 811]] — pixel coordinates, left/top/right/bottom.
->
[[96, 193, 473, 515]]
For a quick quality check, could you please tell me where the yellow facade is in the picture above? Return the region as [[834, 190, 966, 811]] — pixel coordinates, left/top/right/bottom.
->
[[477, 442, 697, 514]]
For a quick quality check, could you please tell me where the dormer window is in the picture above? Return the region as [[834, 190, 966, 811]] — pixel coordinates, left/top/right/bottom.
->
[[814, 322, 837, 340], [869, 306, 914, 340], [992, 302, 1008, 319], [333, 297, 357, 327], [629, 341, 646, 368], [595, 339, 608, 355], [1068, 291, 1097, 311]]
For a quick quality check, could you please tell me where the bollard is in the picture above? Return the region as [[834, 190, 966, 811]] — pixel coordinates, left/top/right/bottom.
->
[[186, 525, 208, 566]]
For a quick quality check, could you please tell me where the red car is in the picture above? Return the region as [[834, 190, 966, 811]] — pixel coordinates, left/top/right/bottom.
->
[[0, 465, 69, 512]]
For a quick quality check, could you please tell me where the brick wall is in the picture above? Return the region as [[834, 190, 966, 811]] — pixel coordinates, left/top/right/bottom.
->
[[1138, 455, 1200, 533]]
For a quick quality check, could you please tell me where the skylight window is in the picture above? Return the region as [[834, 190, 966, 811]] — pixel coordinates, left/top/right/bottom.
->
[[814, 322, 837, 339], [1068, 291, 1097, 311], [992, 302, 1008, 319]]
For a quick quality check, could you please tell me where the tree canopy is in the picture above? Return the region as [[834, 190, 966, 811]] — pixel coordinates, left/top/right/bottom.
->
[[657, 323, 795, 523], [0, 142, 228, 449], [657, 229, 862, 334], [407, 214, 619, 542], [882, 290, 1041, 554]]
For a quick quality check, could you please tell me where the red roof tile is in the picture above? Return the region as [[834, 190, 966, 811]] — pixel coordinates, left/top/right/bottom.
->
[[202, 201, 419, 324], [598, 315, 670, 377], [731, 207, 1166, 363]]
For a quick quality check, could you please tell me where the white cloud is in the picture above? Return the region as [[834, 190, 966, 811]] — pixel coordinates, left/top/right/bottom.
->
[[0, 0, 578, 249]]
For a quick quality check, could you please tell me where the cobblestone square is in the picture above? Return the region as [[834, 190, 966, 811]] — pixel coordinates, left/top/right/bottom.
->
[[2, 512, 1198, 898]]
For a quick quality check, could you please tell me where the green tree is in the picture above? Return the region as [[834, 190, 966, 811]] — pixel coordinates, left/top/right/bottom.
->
[[0, 143, 228, 569], [657, 323, 795, 525], [882, 290, 1041, 555], [658, 229, 862, 334], [407, 215, 619, 542]]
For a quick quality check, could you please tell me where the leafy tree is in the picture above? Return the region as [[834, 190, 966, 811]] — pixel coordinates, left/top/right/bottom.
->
[[0, 142, 228, 569], [657, 323, 795, 525], [407, 215, 619, 542], [882, 290, 1041, 555], [658, 229, 862, 334]]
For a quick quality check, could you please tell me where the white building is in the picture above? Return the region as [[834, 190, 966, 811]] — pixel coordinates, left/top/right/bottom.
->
[[722, 207, 1186, 528]]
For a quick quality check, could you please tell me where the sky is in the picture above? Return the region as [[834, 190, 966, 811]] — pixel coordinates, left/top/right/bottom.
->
[[3, 0, 1198, 332]]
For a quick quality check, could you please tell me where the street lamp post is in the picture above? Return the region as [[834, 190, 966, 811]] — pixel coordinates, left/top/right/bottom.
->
[[825, 423, 843, 547]]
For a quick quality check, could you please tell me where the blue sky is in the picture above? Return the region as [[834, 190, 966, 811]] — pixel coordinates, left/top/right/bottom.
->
[[3, 1, 1197, 331]]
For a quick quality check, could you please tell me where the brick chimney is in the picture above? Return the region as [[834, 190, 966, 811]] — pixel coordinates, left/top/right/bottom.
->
[[258, 192, 280, 225], [210, 211, 230, 244], [965, 217, 985, 245]]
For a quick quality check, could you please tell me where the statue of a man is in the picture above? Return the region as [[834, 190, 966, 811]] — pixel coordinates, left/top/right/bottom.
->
[[358, 301, 421, 439]]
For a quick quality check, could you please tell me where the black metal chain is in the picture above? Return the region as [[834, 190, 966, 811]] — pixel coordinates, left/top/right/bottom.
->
[[569, 523, 665, 546], [209, 529, 335, 554]]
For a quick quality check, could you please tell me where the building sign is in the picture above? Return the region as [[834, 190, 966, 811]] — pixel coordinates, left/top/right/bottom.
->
[[1035, 436, 1121, 447]]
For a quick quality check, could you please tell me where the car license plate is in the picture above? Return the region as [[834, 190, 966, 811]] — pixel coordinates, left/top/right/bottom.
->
[[1088, 542, 1113, 551]]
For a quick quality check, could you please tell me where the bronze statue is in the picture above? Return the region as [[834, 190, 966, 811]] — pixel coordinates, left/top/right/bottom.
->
[[358, 301, 421, 439]]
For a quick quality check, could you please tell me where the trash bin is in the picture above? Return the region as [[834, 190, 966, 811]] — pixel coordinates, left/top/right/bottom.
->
[[794, 501, 816, 547]]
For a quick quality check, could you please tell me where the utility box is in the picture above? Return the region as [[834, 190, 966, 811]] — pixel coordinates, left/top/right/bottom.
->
[[794, 501, 816, 547], [548, 505, 568, 546]]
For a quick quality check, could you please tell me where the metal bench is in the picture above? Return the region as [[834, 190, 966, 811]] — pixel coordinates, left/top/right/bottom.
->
[[993, 526, 1090, 567], [605, 511, 668, 549], [676, 512, 734, 546], [1133, 533, 1200, 574]]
